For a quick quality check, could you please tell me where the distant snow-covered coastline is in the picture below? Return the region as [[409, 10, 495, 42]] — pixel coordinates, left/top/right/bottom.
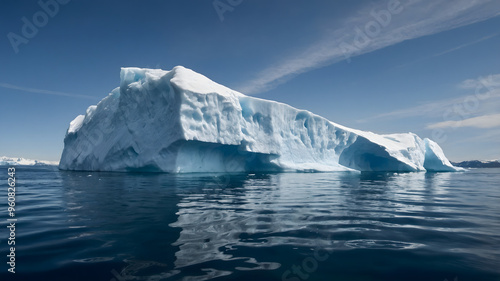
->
[[451, 160, 500, 168], [0, 156, 59, 166]]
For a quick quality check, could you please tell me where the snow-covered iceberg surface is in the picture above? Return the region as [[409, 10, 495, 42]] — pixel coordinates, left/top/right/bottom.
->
[[59, 66, 460, 173]]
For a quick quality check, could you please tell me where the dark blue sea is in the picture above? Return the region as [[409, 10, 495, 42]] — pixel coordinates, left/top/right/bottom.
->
[[1, 166, 499, 281]]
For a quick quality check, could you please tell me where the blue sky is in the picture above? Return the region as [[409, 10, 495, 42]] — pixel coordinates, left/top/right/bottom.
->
[[1, 0, 499, 162]]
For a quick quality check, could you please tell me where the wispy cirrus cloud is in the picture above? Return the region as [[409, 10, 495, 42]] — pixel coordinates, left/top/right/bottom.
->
[[393, 33, 498, 69], [238, 0, 500, 94], [430, 33, 498, 58], [426, 113, 500, 129], [459, 73, 500, 90], [0, 82, 97, 100], [358, 73, 500, 122]]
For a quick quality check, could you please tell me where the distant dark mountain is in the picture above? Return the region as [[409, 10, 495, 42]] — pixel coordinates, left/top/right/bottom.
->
[[451, 160, 500, 168]]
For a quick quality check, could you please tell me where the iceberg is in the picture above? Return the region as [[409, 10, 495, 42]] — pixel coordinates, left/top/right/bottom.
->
[[59, 66, 460, 173]]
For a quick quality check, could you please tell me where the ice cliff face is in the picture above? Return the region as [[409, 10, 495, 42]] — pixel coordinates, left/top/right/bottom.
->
[[59, 66, 460, 172]]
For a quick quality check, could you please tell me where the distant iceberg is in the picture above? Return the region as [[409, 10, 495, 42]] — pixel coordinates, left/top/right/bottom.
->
[[1, 156, 58, 166], [59, 66, 460, 173]]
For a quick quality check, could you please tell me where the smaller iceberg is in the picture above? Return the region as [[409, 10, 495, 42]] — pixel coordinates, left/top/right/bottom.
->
[[1, 156, 58, 166]]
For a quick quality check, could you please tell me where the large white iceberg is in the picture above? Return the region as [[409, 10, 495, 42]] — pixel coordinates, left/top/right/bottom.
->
[[59, 66, 460, 172]]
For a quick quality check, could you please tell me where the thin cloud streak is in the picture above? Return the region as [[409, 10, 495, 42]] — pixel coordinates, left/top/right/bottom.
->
[[357, 89, 500, 121], [358, 74, 500, 122], [238, 0, 500, 94], [0, 82, 98, 100], [430, 33, 499, 58], [393, 33, 499, 69], [452, 128, 500, 144], [426, 113, 500, 129], [460, 73, 500, 89]]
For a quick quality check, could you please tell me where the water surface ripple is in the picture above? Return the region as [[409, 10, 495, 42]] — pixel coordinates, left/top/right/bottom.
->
[[1, 166, 499, 281]]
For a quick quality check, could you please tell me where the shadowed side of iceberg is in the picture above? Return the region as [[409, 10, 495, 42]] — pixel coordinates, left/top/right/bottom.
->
[[423, 138, 463, 172], [339, 136, 419, 172]]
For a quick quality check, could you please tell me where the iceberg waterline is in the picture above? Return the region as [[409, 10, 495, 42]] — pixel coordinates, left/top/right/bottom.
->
[[59, 66, 460, 173]]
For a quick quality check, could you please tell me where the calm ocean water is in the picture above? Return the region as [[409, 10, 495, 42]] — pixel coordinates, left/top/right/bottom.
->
[[1, 166, 499, 281]]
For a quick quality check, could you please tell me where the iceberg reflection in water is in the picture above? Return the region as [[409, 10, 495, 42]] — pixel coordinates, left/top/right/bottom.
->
[[5, 166, 500, 281]]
